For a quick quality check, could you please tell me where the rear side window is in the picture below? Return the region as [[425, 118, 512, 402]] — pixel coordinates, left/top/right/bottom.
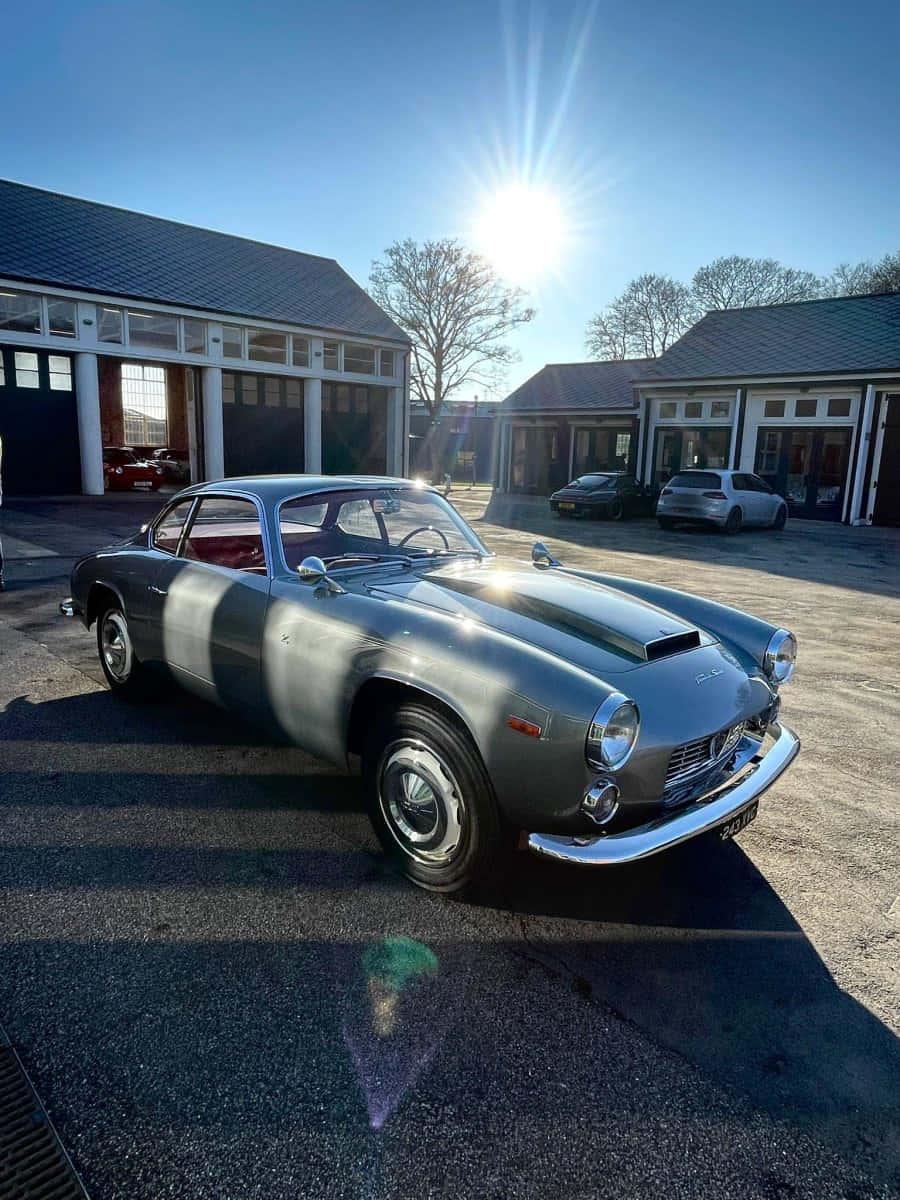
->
[[669, 472, 722, 489], [182, 496, 268, 572], [152, 499, 195, 555]]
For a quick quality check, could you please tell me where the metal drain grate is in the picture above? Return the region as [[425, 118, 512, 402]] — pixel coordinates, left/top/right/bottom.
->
[[0, 1026, 90, 1199]]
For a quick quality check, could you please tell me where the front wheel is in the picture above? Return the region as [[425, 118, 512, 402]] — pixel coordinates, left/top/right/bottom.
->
[[363, 702, 508, 894], [608, 499, 624, 521], [771, 504, 787, 530], [96, 604, 155, 701]]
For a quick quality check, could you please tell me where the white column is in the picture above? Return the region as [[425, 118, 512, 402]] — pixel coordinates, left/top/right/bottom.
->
[[74, 352, 104, 495], [497, 421, 510, 491], [728, 388, 742, 469], [304, 377, 322, 473], [201, 365, 225, 480], [849, 384, 876, 524], [386, 386, 404, 476]]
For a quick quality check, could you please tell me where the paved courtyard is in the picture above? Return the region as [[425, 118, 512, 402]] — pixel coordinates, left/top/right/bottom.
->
[[0, 488, 898, 1199]]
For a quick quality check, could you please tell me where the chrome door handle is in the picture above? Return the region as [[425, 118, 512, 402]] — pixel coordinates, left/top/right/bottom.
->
[[148, 585, 168, 595]]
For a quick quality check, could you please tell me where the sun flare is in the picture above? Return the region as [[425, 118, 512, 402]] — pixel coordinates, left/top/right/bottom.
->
[[474, 184, 566, 283]]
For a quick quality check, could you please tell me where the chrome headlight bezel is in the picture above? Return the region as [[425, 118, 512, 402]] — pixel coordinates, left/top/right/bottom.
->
[[586, 693, 640, 771], [764, 629, 797, 684]]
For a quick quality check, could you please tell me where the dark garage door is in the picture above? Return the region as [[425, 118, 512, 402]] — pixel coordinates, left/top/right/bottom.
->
[[0, 348, 81, 494], [222, 372, 304, 477]]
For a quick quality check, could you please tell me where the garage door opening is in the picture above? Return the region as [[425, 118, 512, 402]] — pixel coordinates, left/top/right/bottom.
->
[[99, 359, 193, 488]]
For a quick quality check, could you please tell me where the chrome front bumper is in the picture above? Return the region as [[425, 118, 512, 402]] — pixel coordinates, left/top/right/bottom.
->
[[528, 722, 800, 867], [59, 598, 78, 618]]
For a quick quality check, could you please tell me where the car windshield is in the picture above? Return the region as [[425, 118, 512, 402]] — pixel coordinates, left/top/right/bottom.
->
[[104, 449, 137, 464], [669, 471, 722, 489], [570, 474, 615, 488], [279, 487, 488, 571]]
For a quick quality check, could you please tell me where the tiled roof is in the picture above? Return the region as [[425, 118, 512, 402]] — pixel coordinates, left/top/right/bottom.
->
[[646, 291, 900, 380], [0, 179, 409, 342], [502, 358, 656, 412]]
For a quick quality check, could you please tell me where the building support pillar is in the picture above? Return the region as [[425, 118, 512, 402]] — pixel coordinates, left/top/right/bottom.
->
[[849, 383, 876, 524], [497, 420, 510, 491], [74, 352, 104, 495], [386, 386, 404, 475], [304, 377, 322, 473], [201, 366, 225, 480]]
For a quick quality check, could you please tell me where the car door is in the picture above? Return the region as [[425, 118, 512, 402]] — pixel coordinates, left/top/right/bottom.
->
[[748, 474, 781, 523], [731, 474, 761, 524], [619, 475, 641, 514], [146, 493, 270, 713]]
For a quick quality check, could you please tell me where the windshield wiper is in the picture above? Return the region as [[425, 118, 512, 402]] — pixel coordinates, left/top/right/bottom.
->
[[323, 552, 414, 568], [408, 549, 487, 561]]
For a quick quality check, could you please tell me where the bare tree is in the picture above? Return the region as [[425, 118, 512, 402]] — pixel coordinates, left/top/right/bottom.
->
[[692, 256, 822, 310], [824, 260, 875, 296], [585, 273, 695, 360], [369, 239, 535, 423], [868, 251, 900, 294]]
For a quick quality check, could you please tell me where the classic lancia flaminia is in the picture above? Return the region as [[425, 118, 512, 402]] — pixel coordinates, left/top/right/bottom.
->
[[61, 475, 800, 893]]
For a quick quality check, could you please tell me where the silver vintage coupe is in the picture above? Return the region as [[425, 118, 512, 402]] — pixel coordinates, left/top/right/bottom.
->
[[61, 475, 800, 894]]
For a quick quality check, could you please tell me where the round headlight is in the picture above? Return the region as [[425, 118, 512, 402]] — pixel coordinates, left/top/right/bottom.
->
[[586, 693, 640, 770], [764, 629, 797, 684], [115, 466, 124, 475]]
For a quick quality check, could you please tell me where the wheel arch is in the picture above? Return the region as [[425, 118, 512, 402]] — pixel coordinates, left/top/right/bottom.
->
[[346, 674, 480, 761], [86, 580, 127, 629]]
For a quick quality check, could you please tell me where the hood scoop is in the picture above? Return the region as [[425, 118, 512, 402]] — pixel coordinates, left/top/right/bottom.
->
[[645, 630, 701, 660]]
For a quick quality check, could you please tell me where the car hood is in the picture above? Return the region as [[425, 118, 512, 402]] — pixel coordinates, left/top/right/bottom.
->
[[368, 559, 715, 676]]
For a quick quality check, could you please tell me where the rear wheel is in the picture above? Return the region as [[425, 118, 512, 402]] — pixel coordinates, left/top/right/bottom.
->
[[608, 498, 624, 521], [724, 507, 743, 535], [363, 701, 509, 895], [771, 504, 787, 530], [96, 603, 155, 701], [658, 517, 676, 530]]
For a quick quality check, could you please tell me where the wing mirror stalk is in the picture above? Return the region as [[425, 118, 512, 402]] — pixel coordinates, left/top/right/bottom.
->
[[531, 542, 560, 570], [298, 556, 346, 595]]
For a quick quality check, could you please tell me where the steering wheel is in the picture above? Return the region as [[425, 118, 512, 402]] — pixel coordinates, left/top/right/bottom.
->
[[396, 525, 450, 551]]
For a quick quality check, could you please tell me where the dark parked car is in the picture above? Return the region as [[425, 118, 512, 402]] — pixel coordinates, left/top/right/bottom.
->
[[102, 447, 165, 491], [550, 472, 651, 519], [150, 447, 190, 482], [61, 474, 799, 895]]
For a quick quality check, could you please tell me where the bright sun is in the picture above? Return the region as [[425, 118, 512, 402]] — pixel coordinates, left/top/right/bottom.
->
[[474, 184, 566, 283]]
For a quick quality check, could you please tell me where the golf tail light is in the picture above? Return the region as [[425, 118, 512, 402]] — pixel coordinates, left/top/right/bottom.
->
[[764, 629, 797, 684], [586, 693, 640, 770], [703, 490, 727, 499]]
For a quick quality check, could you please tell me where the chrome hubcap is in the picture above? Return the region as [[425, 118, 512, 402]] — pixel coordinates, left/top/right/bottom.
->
[[379, 742, 464, 864], [101, 611, 132, 682]]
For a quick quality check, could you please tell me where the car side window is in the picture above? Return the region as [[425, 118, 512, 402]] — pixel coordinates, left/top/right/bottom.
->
[[182, 496, 268, 573], [152, 499, 195, 555], [750, 475, 773, 493], [732, 474, 751, 491]]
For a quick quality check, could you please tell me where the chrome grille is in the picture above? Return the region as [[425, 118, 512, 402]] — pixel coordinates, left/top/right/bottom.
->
[[665, 722, 746, 791]]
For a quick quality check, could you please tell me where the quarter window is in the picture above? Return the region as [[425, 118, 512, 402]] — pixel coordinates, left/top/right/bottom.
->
[[127, 310, 179, 350], [0, 291, 41, 334], [98, 307, 123, 343], [344, 343, 376, 374], [48, 299, 77, 337], [223, 325, 242, 358], [248, 328, 287, 364], [183, 497, 267, 572], [48, 355, 72, 390], [14, 351, 40, 387], [152, 499, 195, 554]]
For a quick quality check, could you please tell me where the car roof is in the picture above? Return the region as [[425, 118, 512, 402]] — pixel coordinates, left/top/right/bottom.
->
[[175, 474, 437, 503]]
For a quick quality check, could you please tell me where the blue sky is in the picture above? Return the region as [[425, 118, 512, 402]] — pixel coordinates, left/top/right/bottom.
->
[[2, 0, 898, 397]]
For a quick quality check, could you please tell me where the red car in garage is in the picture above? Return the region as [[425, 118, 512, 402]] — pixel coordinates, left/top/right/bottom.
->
[[103, 447, 166, 491]]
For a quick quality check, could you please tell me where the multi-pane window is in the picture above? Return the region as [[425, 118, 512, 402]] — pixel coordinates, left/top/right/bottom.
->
[[48, 356, 72, 390], [658, 401, 677, 419], [121, 362, 167, 445], [248, 328, 287, 364], [292, 337, 310, 368], [796, 397, 817, 418], [828, 397, 851, 417], [285, 378, 302, 408], [128, 310, 179, 350], [344, 343, 376, 374], [223, 325, 242, 358], [710, 400, 731, 419], [264, 378, 281, 407], [324, 340, 340, 370], [183, 319, 206, 354], [379, 349, 395, 377], [98, 307, 123, 343], [14, 352, 40, 387], [764, 399, 785, 418], [684, 400, 702, 419], [48, 299, 77, 337], [615, 432, 631, 459], [242, 376, 259, 405], [0, 291, 41, 334], [222, 372, 236, 404]]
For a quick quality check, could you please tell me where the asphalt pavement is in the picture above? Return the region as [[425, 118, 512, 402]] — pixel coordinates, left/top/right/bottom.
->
[[0, 489, 898, 1199]]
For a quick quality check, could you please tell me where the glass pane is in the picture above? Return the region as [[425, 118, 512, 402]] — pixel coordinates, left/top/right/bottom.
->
[[265, 378, 281, 407], [292, 337, 309, 368], [324, 340, 339, 370], [344, 343, 376, 374], [828, 397, 851, 417], [184, 497, 266, 571], [710, 400, 731, 419], [223, 325, 242, 358], [128, 310, 179, 350], [0, 291, 41, 333], [764, 399, 785, 418], [658, 401, 677, 419], [241, 376, 258, 405], [684, 401, 702, 419], [153, 499, 195, 554], [98, 307, 123, 343], [184, 319, 206, 353], [48, 356, 72, 391], [285, 378, 302, 408], [379, 349, 394, 377], [48, 299, 77, 337], [248, 328, 287, 364], [795, 397, 817, 418], [223, 373, 236, 403], [14, 351, 40, 388], [121, 363, 167, 444]]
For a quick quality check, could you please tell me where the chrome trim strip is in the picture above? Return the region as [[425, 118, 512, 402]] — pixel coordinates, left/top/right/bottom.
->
[[528, 722, 800, 867]]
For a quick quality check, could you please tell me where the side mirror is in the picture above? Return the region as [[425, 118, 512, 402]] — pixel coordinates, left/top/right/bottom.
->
[[298, 556, 345, 595], [531, 542, 560, 570]]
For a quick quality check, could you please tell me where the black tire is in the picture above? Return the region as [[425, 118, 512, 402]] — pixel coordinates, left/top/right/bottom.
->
[[771, 504, 787, 530], [363, 701, 509, 895], [724, 507, 743, 535], [658, 517, 676, 530], [608, 499, 624, 521], [96, 603, 155, 701]]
